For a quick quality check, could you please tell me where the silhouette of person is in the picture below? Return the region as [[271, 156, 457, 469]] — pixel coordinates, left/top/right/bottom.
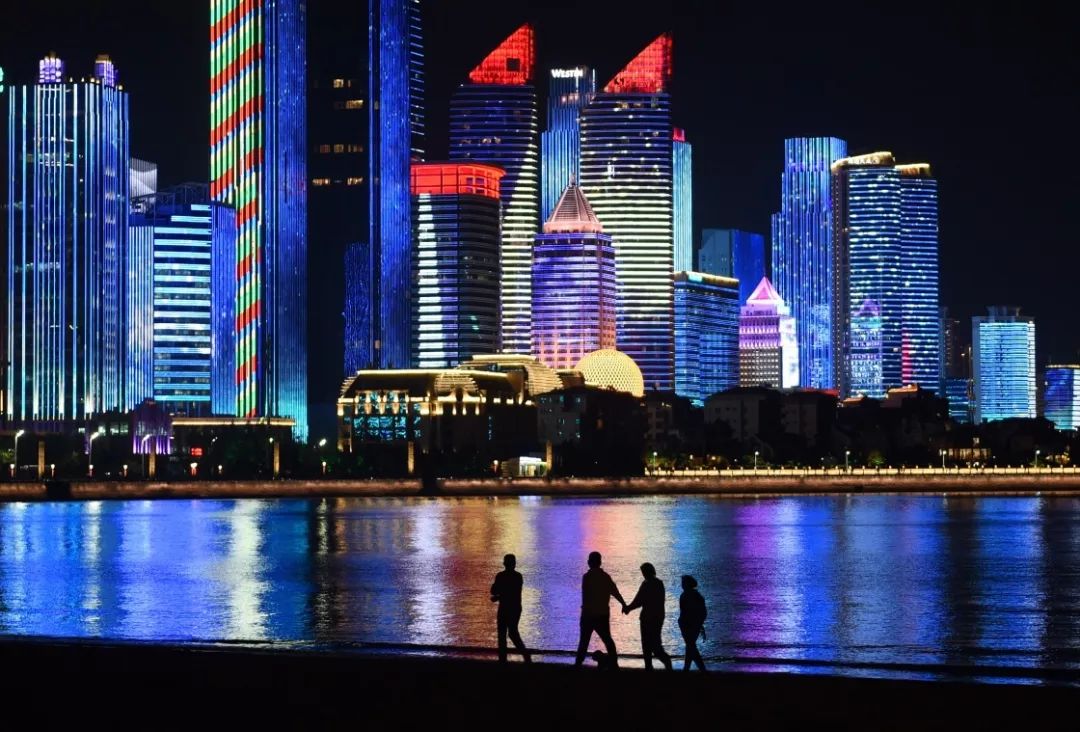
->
[[490, 554, 531, 663], [574, 551, 627, 668], [623, 562, 673, 671], [678, 575, 708, 671]]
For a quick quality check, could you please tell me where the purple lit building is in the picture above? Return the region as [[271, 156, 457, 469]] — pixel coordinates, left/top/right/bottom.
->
[[738, 277, 798, 389]]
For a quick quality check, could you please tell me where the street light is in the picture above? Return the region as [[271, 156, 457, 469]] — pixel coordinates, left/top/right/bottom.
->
[[12, 429, 25, 478], [845, 450, 851, 472], [318, 438, 327, 448], [1035, 449, 1041, 469], [754, 451, 759, 470], [940, 449, 946, 470], [88, 428, 104, 477]]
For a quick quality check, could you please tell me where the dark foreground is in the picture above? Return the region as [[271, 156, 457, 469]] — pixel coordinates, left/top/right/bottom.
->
[[0, 638, 1075, 728]]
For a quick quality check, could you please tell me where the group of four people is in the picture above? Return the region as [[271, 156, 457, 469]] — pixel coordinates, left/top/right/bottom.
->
[[490, 551, 708, 670]]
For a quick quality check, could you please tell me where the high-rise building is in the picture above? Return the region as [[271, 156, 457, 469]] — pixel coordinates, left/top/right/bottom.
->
[[210, 0, 308, 438], [541, 66, 595, 223], [1044, 365, 1080, 431], [410, 163, 503, 369], [308, 3, 369, 399], [941, 308, 973, 423], [831, 153, 940, 399], [6, 55, 130, 425], [343, 242, 372, 374], [738, 277, 798, 389], [972, 307, 1036, 423], [128, 185, 237, 415], [673, 129, 693, 272], [531, 182, 616, 370], [581, 34, 676, 391], [130, 158, 158, 198], [369, 0, 425, 370], [674, 271, 740, 405], [771, 137, 847, 390], [450, 24, 539, 355], [699, 228, 767, 305]]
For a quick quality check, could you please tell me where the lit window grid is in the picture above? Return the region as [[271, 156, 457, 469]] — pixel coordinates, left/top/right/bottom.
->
[[739, 306, 798, 389], [972, 318, 1036, 423], [449, 84, 539, 355], [7, 79, 129, 423], [675, 278, 739, 405], [370, 0, 425, 371], [581, 93, 675, 391], [531, 232, 617, 370], [771, 136, 847, 390], [410, 194, 501, 369], [899, 176, 941, 391], [1044, 367, 1080, 431], [673, 139, 693, 272]]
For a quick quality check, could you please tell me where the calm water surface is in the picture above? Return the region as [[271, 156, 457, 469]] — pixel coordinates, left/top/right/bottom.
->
[[2, 495, 1079, 677]]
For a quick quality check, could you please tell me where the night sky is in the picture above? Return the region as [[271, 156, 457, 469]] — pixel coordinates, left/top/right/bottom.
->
[[1, 2, 1076, 418]]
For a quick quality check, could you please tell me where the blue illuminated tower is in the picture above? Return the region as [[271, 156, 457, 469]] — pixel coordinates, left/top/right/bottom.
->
[[1044, 365, 1080, 431], [897, 164, 941, 393], [6, 54, 129, 425], [343, 242, 372, 373], [368, 0, 425, 369], [771, 136, 847, 390], [532, 182, 616, 369], [541, 66, 595, 223], [673, 129, 693, 272], [129, 185, 238, 416], [450, 24, 539, 355], [699, 228, 766, 305], [972, 307, 1036, 423], [580, 34, 676, 391], [674, 272, 740, 405], [211, 0, 308, 438]]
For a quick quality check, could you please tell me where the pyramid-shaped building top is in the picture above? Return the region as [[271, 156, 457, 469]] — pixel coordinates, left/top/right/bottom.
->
[[603, 33, 673, 94], [468, 24, 535, 86], [543, 179, 604, 234], [746, 276, 785, 306]]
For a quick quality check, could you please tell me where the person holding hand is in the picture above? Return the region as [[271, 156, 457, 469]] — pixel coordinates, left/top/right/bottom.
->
[[574, 551, 627, 668], [623, 562, 673, 671]]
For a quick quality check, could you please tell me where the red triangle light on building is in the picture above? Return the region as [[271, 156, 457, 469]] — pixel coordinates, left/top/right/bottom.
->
[[468, 23, 535, 86], [603, 33, 673, 94]]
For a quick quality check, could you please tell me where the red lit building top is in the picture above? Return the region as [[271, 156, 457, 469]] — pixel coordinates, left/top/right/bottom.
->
[[467, 23, 535, 85], [672, 127, 686, 142], [603, 33, 673, 94], [410, 163, 505, 200]]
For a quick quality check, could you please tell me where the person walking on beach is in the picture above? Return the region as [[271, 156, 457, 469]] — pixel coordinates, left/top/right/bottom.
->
[[678, 575, 707, 671], [574, 551, 627, 668], [491, 554, 531, 663], [623, 562, 673, 671]]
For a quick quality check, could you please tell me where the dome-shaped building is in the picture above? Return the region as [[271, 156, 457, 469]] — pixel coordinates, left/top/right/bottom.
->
[[575, 349, 645, 397]]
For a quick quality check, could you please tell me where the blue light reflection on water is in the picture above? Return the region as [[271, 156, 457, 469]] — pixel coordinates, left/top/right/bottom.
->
[[1, 495, 1079, 675]]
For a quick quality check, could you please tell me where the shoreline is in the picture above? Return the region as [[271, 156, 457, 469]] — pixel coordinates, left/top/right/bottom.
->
[[3, 473, 1080, 502]]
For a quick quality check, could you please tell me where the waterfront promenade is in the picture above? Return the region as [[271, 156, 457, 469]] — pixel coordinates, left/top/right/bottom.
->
[[2, 466, 1080, 502]]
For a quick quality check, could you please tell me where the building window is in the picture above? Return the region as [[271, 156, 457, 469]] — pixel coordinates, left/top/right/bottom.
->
[[346, 177, 364, 186], [347, 144, 363, 153], [312, 178, 331, 187], [333, 144, 345, 154], [345, 99, 363, 110], [319, 144, 331, 154], [332, 78, 345, 88]]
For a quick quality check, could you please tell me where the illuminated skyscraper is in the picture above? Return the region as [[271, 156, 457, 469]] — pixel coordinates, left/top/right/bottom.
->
[[6, 55, 130, 424], [210, 0, 308, 438], [369, 0, 425, 369], [541, 65, 595, 223], [738, 277, 798, 389], [673, 129, 693, 272], [699, 228, 767, 305], [128, 185, 237, 415], [450, 24, 539, 355], [343, 242, 372, 373], [581, 34, 676, 391], [674, 272, 740, 405], [410, 163, 503, 368], [972, 307, 1036, 423], [532, 182, 616, 370], [771, 136, 847, 390], [1044, 365, 1080, 431], [831, 153, 940, 399]]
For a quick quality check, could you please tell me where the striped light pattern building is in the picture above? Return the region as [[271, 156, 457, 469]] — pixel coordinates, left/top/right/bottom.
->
[[581, 34, 676, 391], [1044, 365, 1080, 432], [450, 24, 539, 355], [370, 0, 425, 369], [673, 129, 693, 272], [738, 277, 798, 389], [410, 163, 504, 369], [5, 55, 130, 424], [771, 136, 848, 390], [343, 241, 372, 374], [972, 307, 1036, 423], [674, 271, 740, 405], [210, 0, 308, 439], [831, 153, 941, 398], [531, 182, 616, 370], [129, 185, 238, 415], [540, 66, 595, 223]]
